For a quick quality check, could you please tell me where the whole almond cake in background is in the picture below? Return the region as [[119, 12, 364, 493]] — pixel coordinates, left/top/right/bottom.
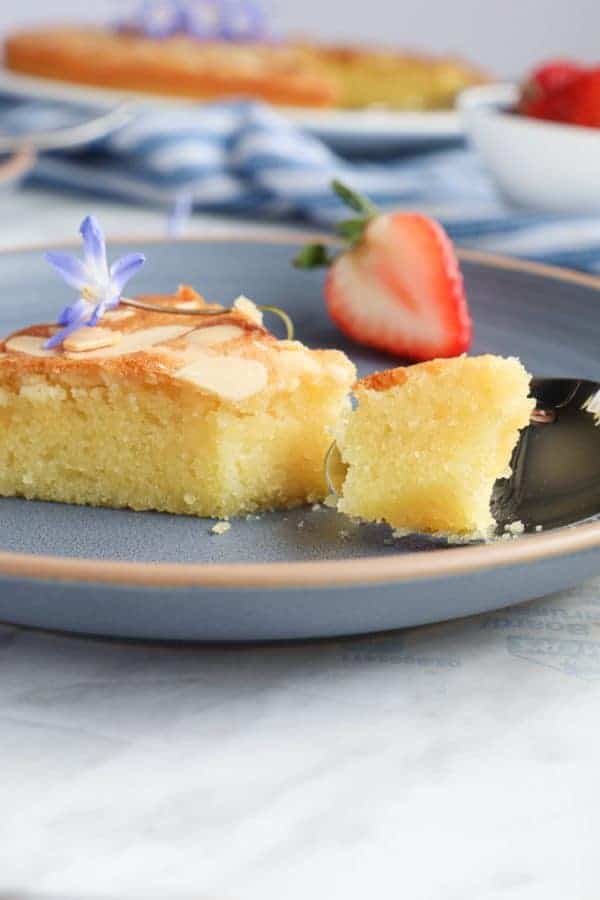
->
[[0, 288, 356, 518], [4, 25, 485, 110]]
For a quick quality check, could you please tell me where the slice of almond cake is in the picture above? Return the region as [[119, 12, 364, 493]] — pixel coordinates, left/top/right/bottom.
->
[[0, 287, 355, 517]]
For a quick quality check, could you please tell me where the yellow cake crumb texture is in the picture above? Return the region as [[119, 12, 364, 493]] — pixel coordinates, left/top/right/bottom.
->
[[0, 285, 356, 519], [211, 521, 231, 536], [334, 354, 535, 539]]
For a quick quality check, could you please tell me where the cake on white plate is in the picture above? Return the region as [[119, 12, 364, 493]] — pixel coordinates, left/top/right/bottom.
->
[[0, 286, 355, 518]]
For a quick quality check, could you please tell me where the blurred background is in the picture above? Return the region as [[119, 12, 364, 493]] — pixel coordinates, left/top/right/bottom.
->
[[0, 0, 598, 74], [0, 0, 599, 260]]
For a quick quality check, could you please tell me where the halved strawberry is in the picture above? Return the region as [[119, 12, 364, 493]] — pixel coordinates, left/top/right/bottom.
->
[[294, 181, 471, 361]]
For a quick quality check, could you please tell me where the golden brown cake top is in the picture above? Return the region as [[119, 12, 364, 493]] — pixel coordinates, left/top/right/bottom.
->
[[357, 358, 453, 393], [298, 41, 485, 75], [357, 355, 534, 401], [23, 26, 319, 76], [0, 286, 355, 405], [4, 27, 339, 107]]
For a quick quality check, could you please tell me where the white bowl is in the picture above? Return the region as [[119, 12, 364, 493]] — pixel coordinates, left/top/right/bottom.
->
[[459, 83, 600, 213]]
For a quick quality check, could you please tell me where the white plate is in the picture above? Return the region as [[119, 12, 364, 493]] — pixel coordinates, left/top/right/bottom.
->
[[0, 68, 463, 154]]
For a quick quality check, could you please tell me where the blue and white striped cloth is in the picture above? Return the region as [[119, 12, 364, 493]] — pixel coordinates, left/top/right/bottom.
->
[[5, 96, 600, 273]]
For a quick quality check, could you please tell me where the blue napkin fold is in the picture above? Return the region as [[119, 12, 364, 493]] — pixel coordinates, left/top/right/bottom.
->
[[4, 95, 600, 273]]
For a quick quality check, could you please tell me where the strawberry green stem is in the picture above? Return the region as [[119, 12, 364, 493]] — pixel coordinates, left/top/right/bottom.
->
[[331, 179, 379, 218], [292, 180, 379, 270], [293, 243, 334, 269]]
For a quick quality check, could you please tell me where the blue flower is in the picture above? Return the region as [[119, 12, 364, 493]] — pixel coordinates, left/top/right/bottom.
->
[[45, 216, 145, 349], [137, 0, 187, 38], [183, 0, 225, 39], [123, 0, 268, 42], [219, 0, 266, 41]]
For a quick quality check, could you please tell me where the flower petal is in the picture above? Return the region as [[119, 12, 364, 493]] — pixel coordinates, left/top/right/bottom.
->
[[220, 0, 266, 41], [45, 252, 88, 292], [139, 0, 186, 37], [80, 215, 108, 282], [89, 302, 107, 326], [109, 252, 146, 295], [57, 297, 93, 326], [46, 298, 94, 347], [183, 0, 224, 39], [45, 314, 91, 349]]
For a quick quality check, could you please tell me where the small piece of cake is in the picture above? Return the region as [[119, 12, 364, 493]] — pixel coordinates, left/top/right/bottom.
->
[[333, 355, 535, 539], [0, 288, 355, 518]]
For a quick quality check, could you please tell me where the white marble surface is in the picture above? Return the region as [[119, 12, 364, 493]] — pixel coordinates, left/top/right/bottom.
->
[[1, 189, 600, 900]]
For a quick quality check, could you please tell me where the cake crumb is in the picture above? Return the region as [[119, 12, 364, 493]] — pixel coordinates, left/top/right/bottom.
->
[[535, 524, 543, 532], [311, 503, 322, 512], [211, 521, 231, 536], [297, 520, 305, 529], [505, 520, 525, 535]]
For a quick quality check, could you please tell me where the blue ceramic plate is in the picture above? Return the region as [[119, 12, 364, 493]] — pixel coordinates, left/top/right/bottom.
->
[[0, 237, 599, 641]]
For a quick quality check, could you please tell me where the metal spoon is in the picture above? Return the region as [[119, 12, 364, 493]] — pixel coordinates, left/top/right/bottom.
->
[[326, 377, 600, 535], [492, 377, 600, 533]]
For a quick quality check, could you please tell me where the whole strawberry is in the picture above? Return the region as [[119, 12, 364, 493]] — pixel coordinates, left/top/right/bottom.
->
[[294, 181, 472, 361], [566, 68, 600, 127], [529, 60, 583, 96], [519, 60, 584, 121]]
